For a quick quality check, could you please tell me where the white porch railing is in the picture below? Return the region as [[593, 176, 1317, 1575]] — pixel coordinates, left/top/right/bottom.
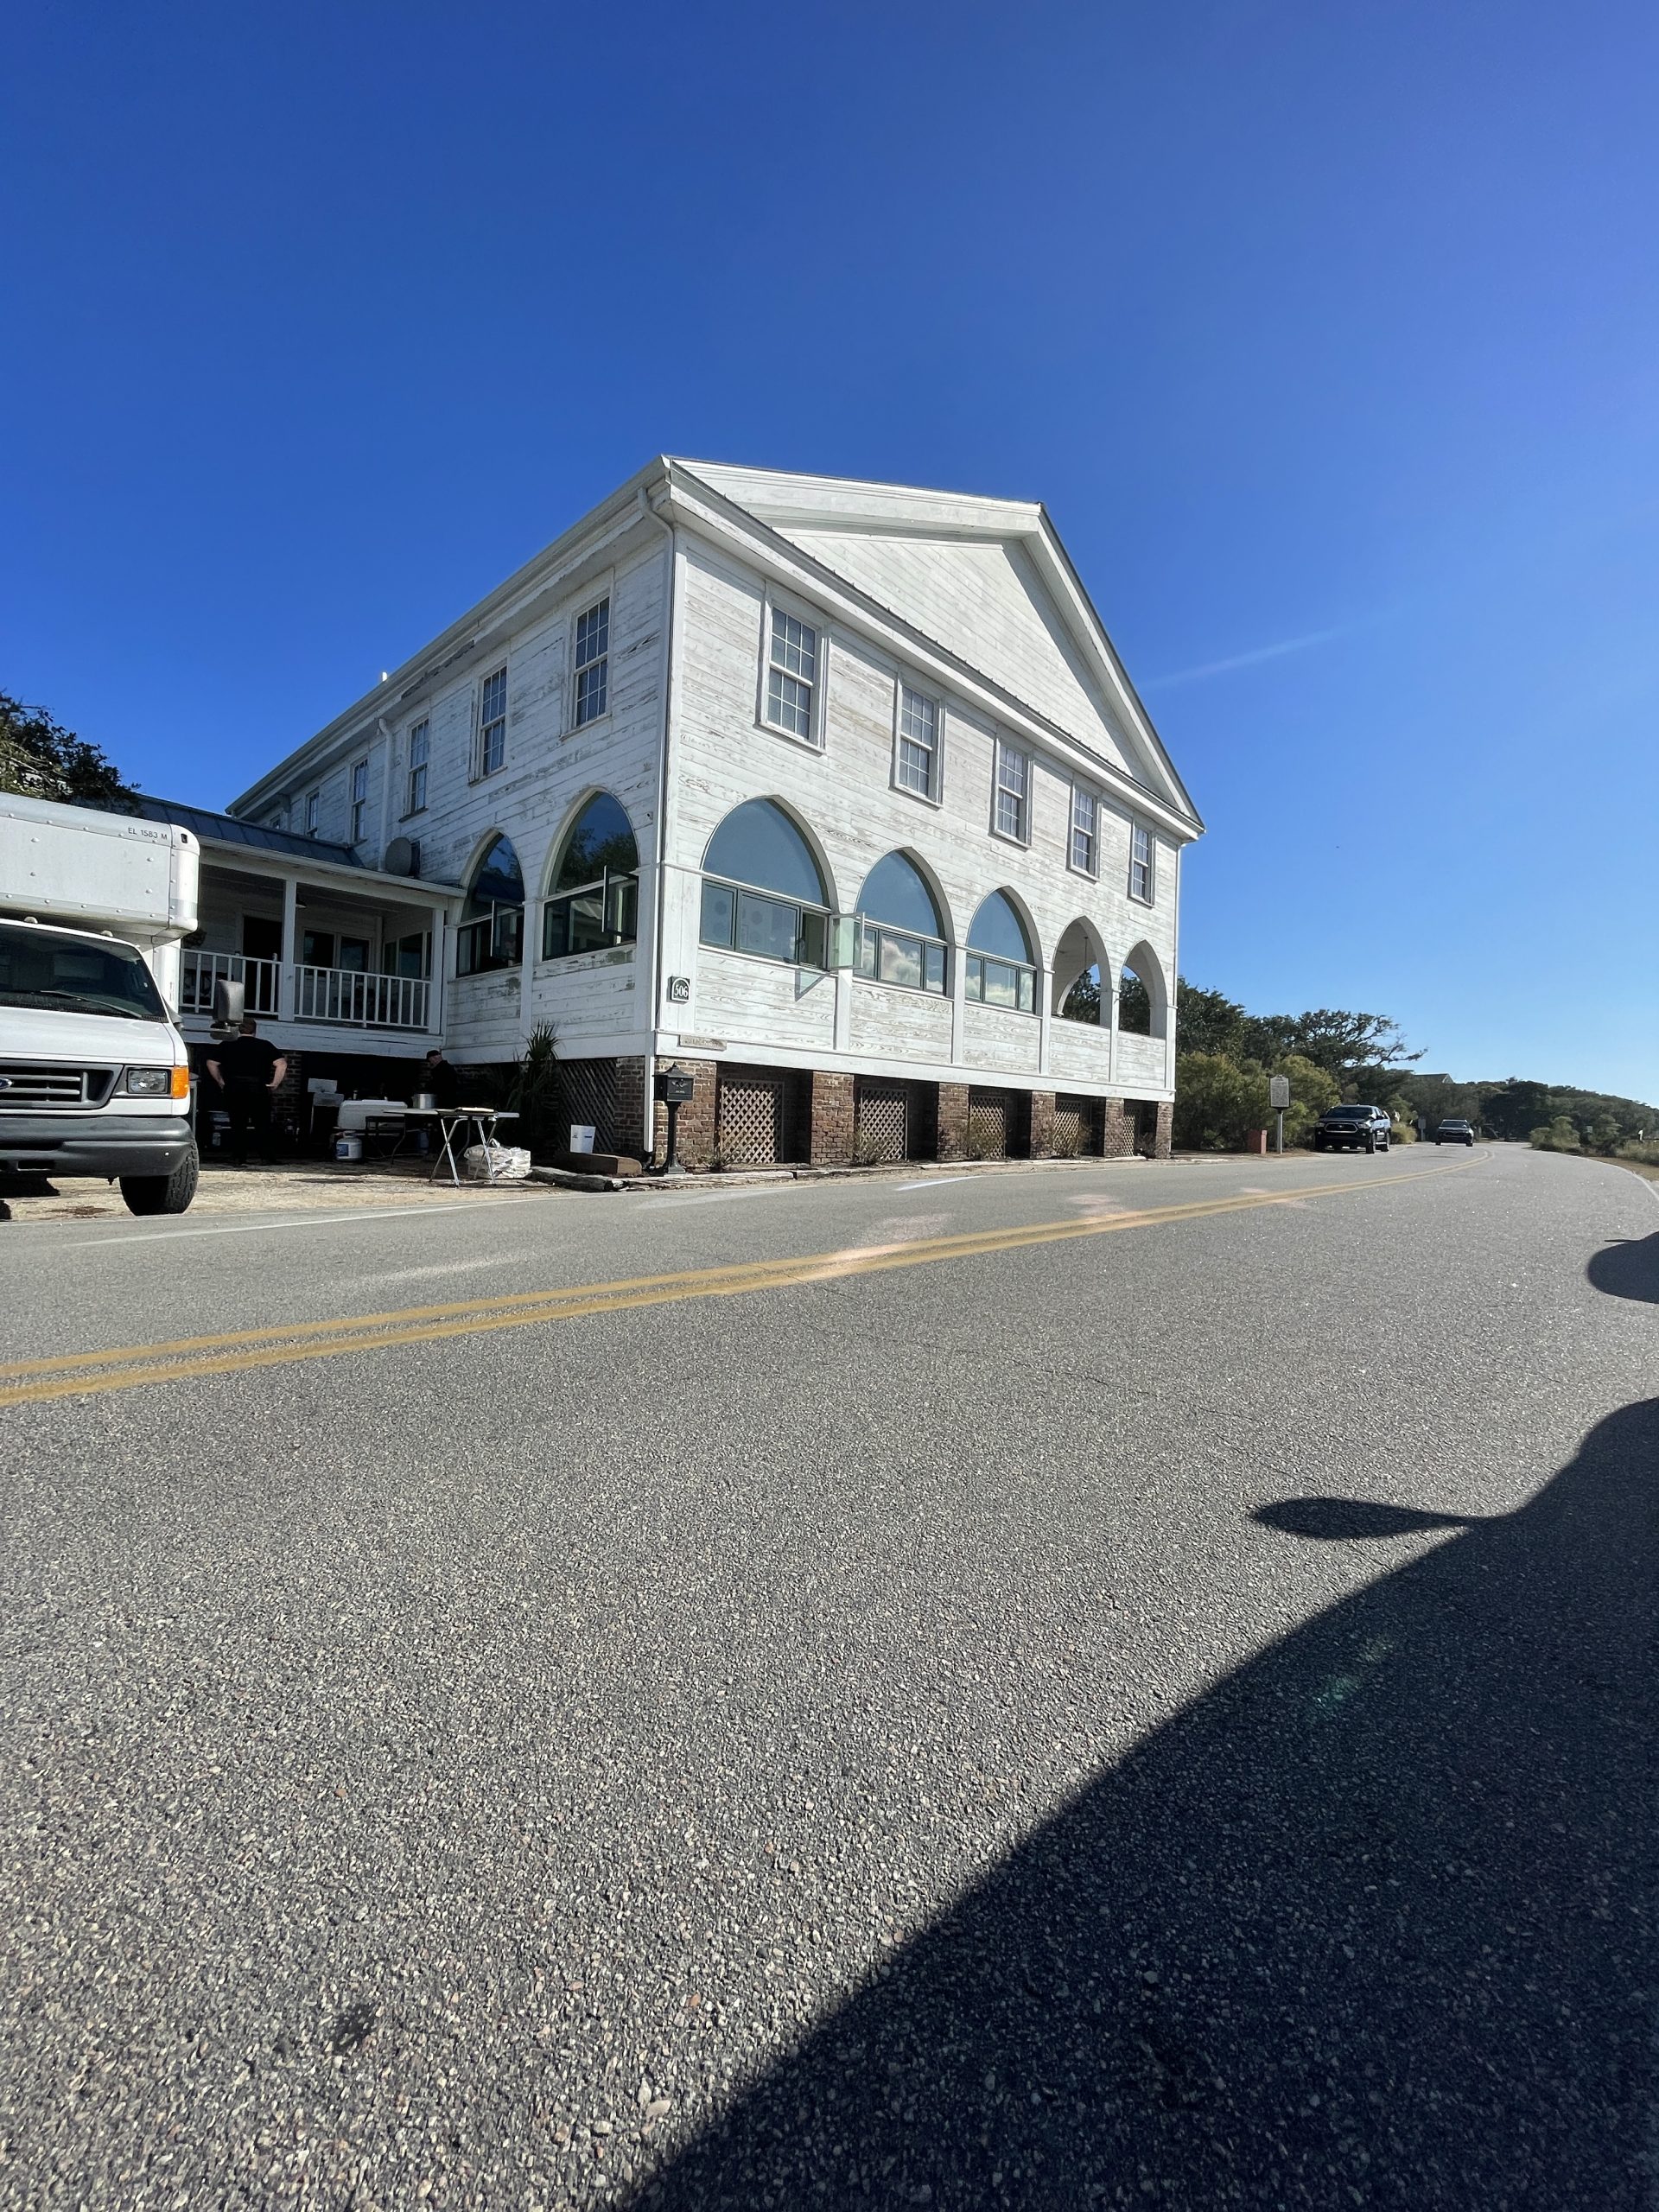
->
[[181, 950, 281, 1015], [295, 964, 430, 1029]]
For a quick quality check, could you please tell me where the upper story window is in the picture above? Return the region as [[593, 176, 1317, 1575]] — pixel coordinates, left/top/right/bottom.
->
[[965, 890, 1037, 1014], [855, 850, 947, 995], [405, 720, 429, 814], [305, 791, 320, 836], [700, 798, 830, 968], [1130, 823, 1154, 903], [896, 686, 939, 800], [478, 667, 508, 777], [350, 759, 369, 843], [994, 742, 1029, 843], [543, 791, 638, 960], [456, 834, 524, 976], [1071, 787, 1097, 876], [574, 598, 609, 728], [265, 806, 285, 832], [765, 607, 819, 745]]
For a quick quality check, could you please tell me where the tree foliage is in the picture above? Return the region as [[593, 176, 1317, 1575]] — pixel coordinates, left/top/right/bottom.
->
[[0, 691, 138, 806]]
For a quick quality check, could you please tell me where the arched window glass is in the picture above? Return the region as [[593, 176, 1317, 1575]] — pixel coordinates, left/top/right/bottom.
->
[[965, 892, 1037, 1014], [458, 835, 524, 976], [855, 852, 946, 994], [1118, 965, 1153, 1035], [704, 800, 827, 904], [543, 793, 639, 960], [700, 800, 830, 969]]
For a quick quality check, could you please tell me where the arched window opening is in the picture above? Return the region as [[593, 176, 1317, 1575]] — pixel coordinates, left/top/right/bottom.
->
[[542, 793, 639, 960], [699, 799, 830, 969], [1061, 965, 1102, 1023], [457, 835, 524, 976], [965, 891, 1037, 1014], [1052, 918, 1105, 1025], [855, 852, 946, 995], [1118, 964, 1153, 1035]]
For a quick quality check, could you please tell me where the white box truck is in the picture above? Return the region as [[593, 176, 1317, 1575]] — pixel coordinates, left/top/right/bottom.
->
[[0, 791, 202, 1214]]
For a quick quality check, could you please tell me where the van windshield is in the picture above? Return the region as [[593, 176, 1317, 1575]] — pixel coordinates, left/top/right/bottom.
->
[[0, 922, 168, 1021]]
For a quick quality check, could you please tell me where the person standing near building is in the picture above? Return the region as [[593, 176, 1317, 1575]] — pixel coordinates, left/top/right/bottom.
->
[[206, 1018, 288, 1164], [418, 1047, 461, 1109]]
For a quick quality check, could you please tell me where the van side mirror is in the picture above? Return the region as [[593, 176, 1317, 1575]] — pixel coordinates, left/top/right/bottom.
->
[[211, 976, 245, 1039]]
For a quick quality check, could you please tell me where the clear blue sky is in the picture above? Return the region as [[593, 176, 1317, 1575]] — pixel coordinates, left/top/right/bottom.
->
[[4, 3, 1655, 1101]]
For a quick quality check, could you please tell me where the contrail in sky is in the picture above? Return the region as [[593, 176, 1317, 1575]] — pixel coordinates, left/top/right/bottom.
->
[[1142, 623, 1357, 690]]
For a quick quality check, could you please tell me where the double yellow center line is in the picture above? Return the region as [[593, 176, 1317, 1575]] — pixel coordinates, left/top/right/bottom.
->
[[0, 1155, 1483, 1408]]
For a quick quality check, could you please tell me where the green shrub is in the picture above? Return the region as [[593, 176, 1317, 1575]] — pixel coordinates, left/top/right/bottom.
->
[[1173, 1052, 1269, 1150], [1530, 1117, 1582, 1152]]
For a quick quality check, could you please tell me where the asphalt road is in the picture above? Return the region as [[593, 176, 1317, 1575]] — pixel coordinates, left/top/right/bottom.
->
[[1, 1145, 1654, 2209]]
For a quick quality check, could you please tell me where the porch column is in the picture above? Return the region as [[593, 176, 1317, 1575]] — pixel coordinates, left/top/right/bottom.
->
[[279, 878, 299, 1020], [428, 902, 447, 1037], [1037, 963, 1053, 1077]]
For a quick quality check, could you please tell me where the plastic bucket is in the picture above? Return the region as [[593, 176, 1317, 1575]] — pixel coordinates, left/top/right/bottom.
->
[[334, 1134, 364, 1162]]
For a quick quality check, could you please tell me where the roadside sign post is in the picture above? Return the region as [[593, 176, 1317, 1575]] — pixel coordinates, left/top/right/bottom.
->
[[1269, 1074, 1290, 1156]]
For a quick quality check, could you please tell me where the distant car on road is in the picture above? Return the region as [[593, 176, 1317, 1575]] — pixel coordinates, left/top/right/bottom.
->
[[1434, 1118, 1476, 1146], [1313, 1105, 1392, 1154]]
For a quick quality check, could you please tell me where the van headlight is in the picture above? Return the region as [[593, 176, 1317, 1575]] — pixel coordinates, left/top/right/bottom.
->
[[124, 1067, 170, 1096]]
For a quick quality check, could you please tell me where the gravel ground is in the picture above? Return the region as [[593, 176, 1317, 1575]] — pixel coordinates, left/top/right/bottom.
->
[[0, 1145, 1653, 2209]]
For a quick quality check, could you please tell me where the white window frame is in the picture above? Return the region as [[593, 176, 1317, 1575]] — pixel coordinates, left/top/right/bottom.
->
[[893, 681, 942, 804], [992, 740, 1031, 846], [305, 790, 320, 837], [476, 665, 508, 779], [349, 758, 370, 844], [1069, 785, 1098, 879], [756, 591, 827, 752], [572, 594, 611, 730], [1129, 821, 1155, 905], [404, 718, 429, 816]]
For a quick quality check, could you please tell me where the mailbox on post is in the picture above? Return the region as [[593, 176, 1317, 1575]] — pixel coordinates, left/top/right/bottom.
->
[[658, 1064, 696, 1177], [1268, 1073, 1290, 1155]]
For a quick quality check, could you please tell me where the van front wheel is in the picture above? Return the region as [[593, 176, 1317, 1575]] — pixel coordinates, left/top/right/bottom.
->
[[120, 1143, 200, 1217]]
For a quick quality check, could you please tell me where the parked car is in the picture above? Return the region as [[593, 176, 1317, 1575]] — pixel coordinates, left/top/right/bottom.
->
[[1435, 1118, 1476, 1146], [1313, 1104, 1392, 1154]]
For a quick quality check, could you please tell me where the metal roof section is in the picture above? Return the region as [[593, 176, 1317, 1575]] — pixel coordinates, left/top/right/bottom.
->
[[86, 794, 365, 865]]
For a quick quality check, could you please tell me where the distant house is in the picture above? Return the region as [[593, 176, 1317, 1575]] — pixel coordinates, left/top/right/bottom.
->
[[221, 460, 1202, 1164]]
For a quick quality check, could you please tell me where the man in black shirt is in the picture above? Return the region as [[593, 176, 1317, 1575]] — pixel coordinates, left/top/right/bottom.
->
[[206, 1019, 288, 1163], [418, 1048, 462, 1109]]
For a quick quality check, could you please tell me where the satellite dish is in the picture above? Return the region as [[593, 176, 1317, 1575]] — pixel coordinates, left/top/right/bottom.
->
[[384, 836, 420, 878]]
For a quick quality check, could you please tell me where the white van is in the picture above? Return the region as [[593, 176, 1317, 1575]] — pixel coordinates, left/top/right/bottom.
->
[[0, 793, 200, 1215]]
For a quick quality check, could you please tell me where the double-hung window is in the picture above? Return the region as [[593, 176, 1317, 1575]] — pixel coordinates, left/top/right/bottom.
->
[[1071, 786, 1097, 875], [478, 667, 507, 777], [574, 597, 609, 727], [350, 759, 369, 843], [994, 742, 1029, 842], [405, 720, 429, 814], [765, 607, 818, 743], [896, 686, 938, 798], [305, 791, 320, 837], [1130, 823, 1154, 903]]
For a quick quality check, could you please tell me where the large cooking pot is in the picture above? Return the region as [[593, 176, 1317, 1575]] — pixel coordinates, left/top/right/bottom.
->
[[411, 1090, 438, 1110]]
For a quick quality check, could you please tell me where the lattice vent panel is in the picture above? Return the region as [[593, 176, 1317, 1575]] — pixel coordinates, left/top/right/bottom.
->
[[718, 1075, 784, 1164], [856, 1079, 909, 1162], [558, 1058, 619, 1152], [968, 1087, 1009, 1159]]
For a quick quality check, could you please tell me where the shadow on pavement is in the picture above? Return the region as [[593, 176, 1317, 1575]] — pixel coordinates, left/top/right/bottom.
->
[[632, 1400, 1658, 2209], [1588, 1232, 1659, 1306]]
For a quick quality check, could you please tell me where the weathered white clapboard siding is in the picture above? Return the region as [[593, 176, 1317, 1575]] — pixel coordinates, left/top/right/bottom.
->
[[963, 1001, 1043, 1077], [1047, 1019, 1115, 1086], [664, 531, 1180, 1095], [1115, 1033, 1168, 1091], [848, 979, 953, 1063], [693, 946, 836, 1051]]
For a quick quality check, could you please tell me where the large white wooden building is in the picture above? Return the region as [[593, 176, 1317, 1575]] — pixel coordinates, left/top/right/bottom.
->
[[223, 460, 1202, 1165]]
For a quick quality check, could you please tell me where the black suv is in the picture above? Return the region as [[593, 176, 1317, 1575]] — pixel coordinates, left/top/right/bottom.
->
[[1313, 1105, 1392, 1154], [1435, 1118, 1475, 1146]]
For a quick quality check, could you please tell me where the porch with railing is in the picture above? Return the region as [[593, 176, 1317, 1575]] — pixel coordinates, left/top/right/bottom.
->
[[181, 950, 431, 1031]]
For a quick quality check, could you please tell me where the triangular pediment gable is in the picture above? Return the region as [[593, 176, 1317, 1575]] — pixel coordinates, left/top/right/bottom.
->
[[673, 461, 1198, 830]]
